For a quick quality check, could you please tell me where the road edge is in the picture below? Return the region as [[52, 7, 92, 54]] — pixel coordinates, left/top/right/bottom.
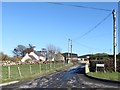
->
[[0, 81, 19, 87], [84, 73, 120, 84]]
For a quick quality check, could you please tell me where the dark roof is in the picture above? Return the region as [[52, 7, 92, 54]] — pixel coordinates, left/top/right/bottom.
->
[[29, 55, 36, 60], [62, 53, 78, 58], [34, 51, 44, 57]]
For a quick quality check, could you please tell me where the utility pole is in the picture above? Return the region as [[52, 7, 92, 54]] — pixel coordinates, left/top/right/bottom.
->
[[112, 9, 117, 72], [68, 39, 70, 63], [68, 39, 72, 63], [70, 39, 72, 62]]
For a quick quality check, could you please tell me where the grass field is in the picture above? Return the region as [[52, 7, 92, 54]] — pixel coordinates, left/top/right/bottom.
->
[[2, 62, 72, 83], [88, 72, 120, 81]]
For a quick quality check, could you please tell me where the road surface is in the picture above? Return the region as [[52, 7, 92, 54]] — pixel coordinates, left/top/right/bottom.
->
[[2, 65, 120, 89]]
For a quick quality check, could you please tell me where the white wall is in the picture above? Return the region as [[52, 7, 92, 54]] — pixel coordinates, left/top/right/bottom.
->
[[21, 52, 46, 62], [29, 52, 39, 60], [21, 53, 31, 62], [39, 56, 46, 61]]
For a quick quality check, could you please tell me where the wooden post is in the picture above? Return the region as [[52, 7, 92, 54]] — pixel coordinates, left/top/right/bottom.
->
[[8, 65, 10, 79], [61, 61, 62, 68], [29, 65, 32, 74], [54, 61, 55, 68], [96, 66, 97, 72], [51, 61, 52, 70], [17, 66, 22, 78], [39, 64, 41, 73], [46, 63, 47, 71], [44, 63, 47, 73], [104, 66, 106, 73]]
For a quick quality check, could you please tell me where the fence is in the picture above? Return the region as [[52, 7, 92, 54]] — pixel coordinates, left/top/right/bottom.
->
[[2, 62, 70, 83]]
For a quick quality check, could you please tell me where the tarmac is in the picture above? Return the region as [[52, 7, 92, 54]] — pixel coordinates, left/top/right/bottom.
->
[[1, 65, 120, 89]]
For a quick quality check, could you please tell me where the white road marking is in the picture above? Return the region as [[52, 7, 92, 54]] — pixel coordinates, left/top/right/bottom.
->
[[0, 81, 19, 87]]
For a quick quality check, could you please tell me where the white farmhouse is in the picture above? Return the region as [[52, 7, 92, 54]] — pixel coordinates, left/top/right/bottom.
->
[[21, 51, 46, 62]]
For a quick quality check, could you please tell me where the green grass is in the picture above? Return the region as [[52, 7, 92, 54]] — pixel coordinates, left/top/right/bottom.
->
[[87, 72, 120, 81], [1, 63, 72, 83]]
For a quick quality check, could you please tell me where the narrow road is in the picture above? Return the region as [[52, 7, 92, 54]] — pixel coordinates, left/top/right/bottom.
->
[[2, 65, 120, 89]]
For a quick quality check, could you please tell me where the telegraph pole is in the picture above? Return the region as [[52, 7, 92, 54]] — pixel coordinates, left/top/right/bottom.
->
[[112, 9, 117, 72], [70, 39, 72, 61], [68, 39, 72, 63], [68, 39, 70, 63]]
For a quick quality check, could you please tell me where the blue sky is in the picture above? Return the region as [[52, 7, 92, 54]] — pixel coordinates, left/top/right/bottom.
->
[[2, 2, 119, 56]]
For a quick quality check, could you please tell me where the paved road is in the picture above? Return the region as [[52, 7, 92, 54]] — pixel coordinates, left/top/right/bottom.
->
[[2, 65, 120, 89]]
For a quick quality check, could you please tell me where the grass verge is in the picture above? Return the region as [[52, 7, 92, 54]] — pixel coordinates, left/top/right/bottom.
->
[[1, 63, 73, 84], [87, 72, 120, 81]]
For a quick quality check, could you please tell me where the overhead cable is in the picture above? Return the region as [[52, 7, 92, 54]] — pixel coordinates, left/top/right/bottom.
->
[[73, 40, 107, 51], [73, 13, 112, 41], [48, 2, 112, 12]]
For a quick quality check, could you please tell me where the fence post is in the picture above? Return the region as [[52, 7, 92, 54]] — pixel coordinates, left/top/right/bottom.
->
[[54, 61, 55, 69], [17, 66, 22, 78], [58, 62, 60, 68], [63, 61, 65, 67], [29, 64, 32, 74], [60, 62, 62, 68], [50, 62, 52, 70], [39, 63, 41, 73], [8, 65, 10, 79], [45, 63, 47, 72]]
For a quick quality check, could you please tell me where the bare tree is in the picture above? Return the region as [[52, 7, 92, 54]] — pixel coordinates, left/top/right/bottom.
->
[[0, 52, 9, 61], [41, 48, 47, 57], [46, 44, 61, 60]]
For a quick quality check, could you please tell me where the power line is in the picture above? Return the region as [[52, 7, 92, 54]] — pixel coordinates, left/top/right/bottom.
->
[[73, 40, 108, 52], [47, 2, 113, 41], [47, 2, 114, 54], [69, 4, 112, 12], [73, 13, 112, 41], [47, 2, 112, 12]]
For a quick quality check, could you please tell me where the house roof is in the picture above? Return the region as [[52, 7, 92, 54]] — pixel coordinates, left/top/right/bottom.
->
[[29, 55, 36, 60], [34, 51, 44, 57], [62, 53, 78, 58]]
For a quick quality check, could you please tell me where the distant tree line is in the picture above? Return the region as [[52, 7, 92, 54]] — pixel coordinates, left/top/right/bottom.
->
[[89, 53, 120, 60], [0, 52, 22, 62]]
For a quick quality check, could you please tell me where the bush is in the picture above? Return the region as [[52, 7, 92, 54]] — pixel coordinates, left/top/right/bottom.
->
[[89, 59, 120, 72]]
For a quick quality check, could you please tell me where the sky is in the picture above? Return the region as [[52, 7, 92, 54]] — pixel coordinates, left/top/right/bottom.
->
[[118, 1, 120, 54], [2, 2, 119, 56]]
